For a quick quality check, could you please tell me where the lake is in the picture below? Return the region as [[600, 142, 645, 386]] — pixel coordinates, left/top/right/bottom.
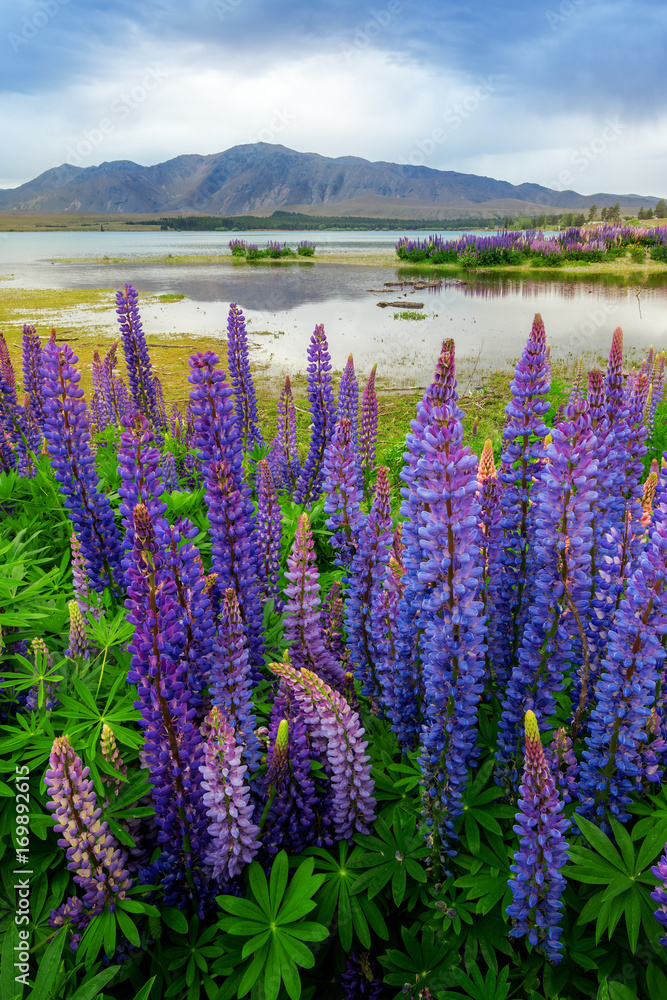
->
[[1, 230, 665, 384]]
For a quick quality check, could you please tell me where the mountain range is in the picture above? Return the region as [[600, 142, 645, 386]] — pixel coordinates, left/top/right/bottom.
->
[[0, 144, 661, 219]]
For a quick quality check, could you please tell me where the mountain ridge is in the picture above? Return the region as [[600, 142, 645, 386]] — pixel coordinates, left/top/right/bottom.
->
[[0, 144, 661, 218]]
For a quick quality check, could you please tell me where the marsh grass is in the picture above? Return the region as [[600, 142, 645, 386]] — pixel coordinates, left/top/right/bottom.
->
[[393, 310, 427, 320]]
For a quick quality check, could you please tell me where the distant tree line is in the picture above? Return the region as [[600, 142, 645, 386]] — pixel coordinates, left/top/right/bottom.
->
[[502, 199, 666, 230], [156, 211, 505, 232], [148, 202, 667, 233]]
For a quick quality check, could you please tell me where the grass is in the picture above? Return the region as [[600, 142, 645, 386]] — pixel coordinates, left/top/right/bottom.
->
[[0, 213, 166, 232], [393, 310, 427, 320], [156, 293, 186, 302]]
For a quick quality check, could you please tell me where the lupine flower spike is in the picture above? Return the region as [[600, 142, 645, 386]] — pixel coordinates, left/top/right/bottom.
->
[[45, 736, 131, 928], [226, 303, 263, 452], [506, 711, 569, 963], [199, 705, 260, 881], [294, 324, 337, 504]]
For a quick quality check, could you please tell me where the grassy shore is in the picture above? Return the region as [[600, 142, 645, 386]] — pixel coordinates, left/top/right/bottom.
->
[[0, 280, 587, 495], [42, 247, 667, 274]]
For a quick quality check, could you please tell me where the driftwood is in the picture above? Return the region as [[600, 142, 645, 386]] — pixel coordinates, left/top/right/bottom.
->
[[380, 385, 427, 392]]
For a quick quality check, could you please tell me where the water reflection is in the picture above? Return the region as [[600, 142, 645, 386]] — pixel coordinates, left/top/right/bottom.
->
[[2, 244, 666, 384]]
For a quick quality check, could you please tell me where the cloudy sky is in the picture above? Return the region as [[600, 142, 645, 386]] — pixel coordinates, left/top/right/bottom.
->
[[1, 0, 665, 195]]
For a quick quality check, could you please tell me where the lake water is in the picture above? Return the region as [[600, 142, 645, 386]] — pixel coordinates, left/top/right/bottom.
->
[[1, 231, 665, 384]]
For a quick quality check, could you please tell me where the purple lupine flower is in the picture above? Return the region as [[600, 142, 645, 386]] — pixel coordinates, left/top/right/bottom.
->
[[125, 503, 209, 873], [321, 581, 350, 670], [199, 705, 261, 881], [22, 324, 46, 424], [89, 388, 109, 433], [506, 711, 569, 963], [117, 412, 167, 571], [605, 325, 625, 420], [16, 392, 41, 479], [577, 481, 667, 824], [26, 637, 59, 711], [226, 303, 263, 452], [41, 340, 123, 593], [209, 588, 261, 773], [44, 736, 132, 915], [270, 657, 376, 840], [161, 515, 217, 708], [283, 512, 347, 689], [498, 398, 597, 787], [66, 600, 89, 660], [160, 450, 180, 491], [323, 417, 365, 567], [115, 283, 164, 431], [649, 352, 666, 431], [545, 727, 580, 805], [583, 366, 623, 696], [0, 339, 20, 472], [188, 349, 238, 470], [341, 952, 384, 1000], [0, 333, 16, 404], [273, 374, 300, 492], [477, 441, 503, 690], [113, 376, 132, 422], [338, 353, 361, 486], [345, 466, 393, 701], [70, 531, 98, 620], [261, 713, 319, 856], [99, 342, 125, 425], [359, 364, 378, 471], [188, 349, 264, 666], [206, 460, 265, 670], [652, 846, 667, 946], [100, 723, 127, 802], [393, 339, 459, 750], [91, 350, 110, 430], [493, 314, 551, 691], [413, 390, 486, 858], [338, 354, 359, 442], [294, 324, 337, 504], [371, 556, 404, 731], [256, 459, 283, 609], [48, 895, 91, 952]]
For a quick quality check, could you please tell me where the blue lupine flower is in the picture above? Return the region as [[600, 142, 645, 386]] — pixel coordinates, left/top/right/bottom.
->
[[41, 340, 123, 593], [294, 324, 337, 504], [226, 303, 263, 452], [115, 284, 165, 432], [506, 711, 569, 963]]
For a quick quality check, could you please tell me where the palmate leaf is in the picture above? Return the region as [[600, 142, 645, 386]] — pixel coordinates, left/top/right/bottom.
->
[[351, 812, 428, 907], [439, 964, 519, 1000], [379, 925, 456, 994], [568, 813, 667, 951], [216, 852, 328, 1000], [298, 841, 377, 951]]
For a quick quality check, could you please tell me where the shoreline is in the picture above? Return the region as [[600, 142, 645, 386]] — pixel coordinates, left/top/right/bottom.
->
[[40, 248, 667, 275]]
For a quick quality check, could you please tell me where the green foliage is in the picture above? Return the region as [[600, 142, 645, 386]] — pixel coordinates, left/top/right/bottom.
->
[[378, 924, 456, 995], [215, 852, 328, 1000], [566, 814, 667, 953]]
